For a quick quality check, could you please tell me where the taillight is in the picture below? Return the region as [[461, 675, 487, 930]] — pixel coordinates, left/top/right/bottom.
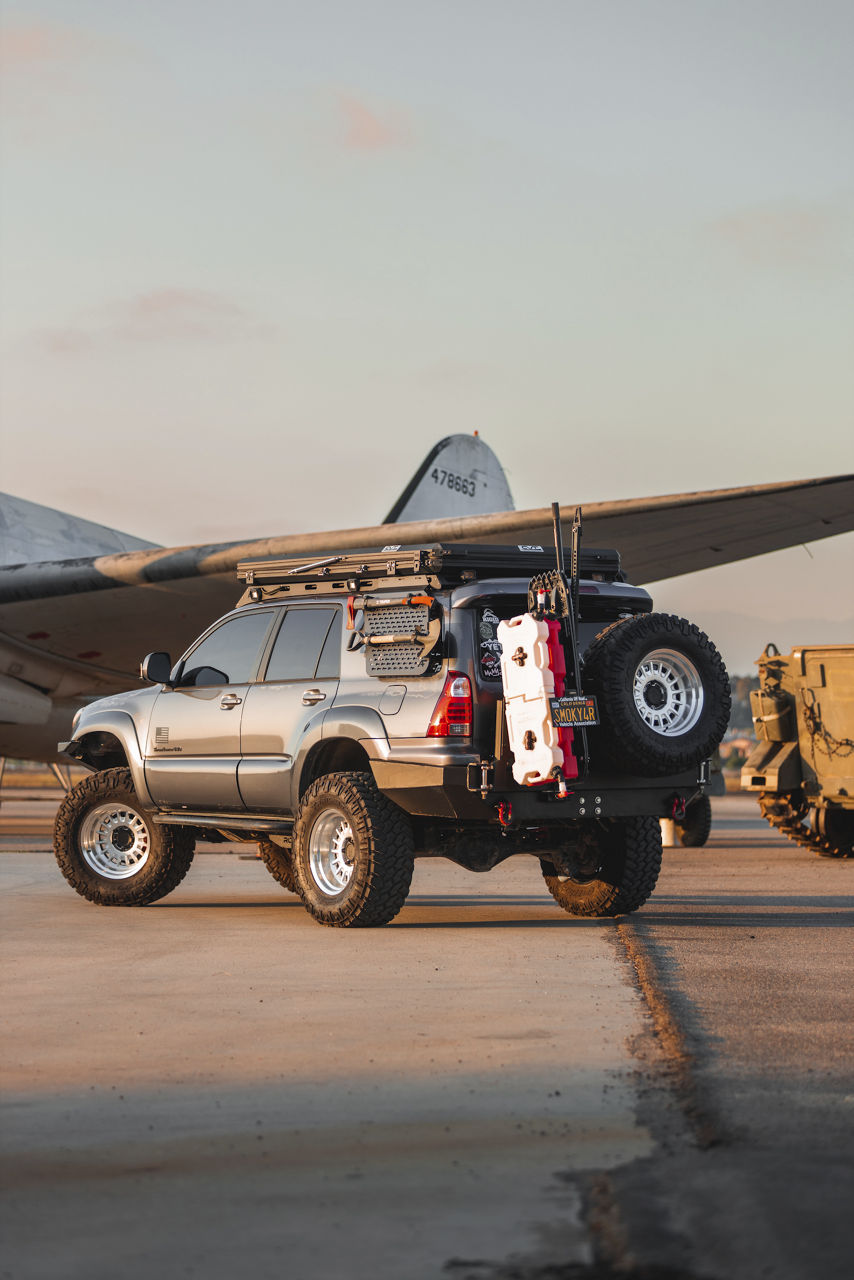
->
[[427, 670, 472, 737]]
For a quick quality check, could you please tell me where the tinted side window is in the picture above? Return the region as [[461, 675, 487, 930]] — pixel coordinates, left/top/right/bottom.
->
[[264, 608, 339, 682], [316, 611, 342, 679], [182, 611, 274, 686]]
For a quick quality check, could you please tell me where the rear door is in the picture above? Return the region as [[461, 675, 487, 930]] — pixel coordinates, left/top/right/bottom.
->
[[239, 605, 342, 813], [145, 609, 276, 810]]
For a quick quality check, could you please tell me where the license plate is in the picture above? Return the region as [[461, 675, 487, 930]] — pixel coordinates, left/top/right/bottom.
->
[[550, 695, 600, 727]]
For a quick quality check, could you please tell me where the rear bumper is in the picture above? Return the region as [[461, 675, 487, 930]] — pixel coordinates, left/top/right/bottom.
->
[[369, 760, 477, 817], [368, 748, 706, 823]]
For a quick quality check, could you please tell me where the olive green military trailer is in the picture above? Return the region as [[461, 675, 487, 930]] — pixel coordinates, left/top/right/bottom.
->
[[742, 643, 854, 858]]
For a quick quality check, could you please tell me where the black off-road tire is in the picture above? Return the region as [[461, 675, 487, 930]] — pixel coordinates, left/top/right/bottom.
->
[[582, 613, 731, 777], [677, 794, 713, 847], [540, 816, 662, 917], [53, 767, 195, 905], [258, 840, 297, 893], [291, 772, 414, 927]]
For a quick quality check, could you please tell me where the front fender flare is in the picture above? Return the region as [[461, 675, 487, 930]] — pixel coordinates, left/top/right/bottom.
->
[[62, 711, 154, 808]]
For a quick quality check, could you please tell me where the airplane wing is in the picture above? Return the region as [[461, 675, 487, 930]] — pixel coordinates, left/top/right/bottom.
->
[[2, 468, 851, 663], [480, 473, 854, 582], [1, 461, 852, 761]]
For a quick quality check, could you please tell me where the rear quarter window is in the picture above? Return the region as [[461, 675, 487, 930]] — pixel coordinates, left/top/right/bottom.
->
[[477, 607, 503, 682], [475, 599, 527, 682], [263, 607, 339, 682]]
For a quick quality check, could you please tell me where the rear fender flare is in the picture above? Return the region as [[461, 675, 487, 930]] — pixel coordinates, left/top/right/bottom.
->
[[306, 706, 390, 795], [288, 711, 334, 809], [321, 706, 389, 749]]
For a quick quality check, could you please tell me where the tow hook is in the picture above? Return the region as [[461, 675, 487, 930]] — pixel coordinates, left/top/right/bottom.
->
[[671, 795, 687, 821], [497, 801, 514, 829]]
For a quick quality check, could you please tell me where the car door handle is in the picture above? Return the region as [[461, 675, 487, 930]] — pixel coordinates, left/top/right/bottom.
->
[[302, 689, 327, 705], [220, 694, 243, 709]]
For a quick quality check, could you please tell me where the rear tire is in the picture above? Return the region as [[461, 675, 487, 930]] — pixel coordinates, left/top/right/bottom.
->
[[291, 772, 414, 927], [677, 794, 713, 847], [53, 768, 195, 905], [582, 613, 731, 777], [258, 840, 297, 893], [541, 817, 662, 917]]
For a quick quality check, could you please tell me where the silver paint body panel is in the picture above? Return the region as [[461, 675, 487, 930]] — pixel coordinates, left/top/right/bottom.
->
[[239, 677, 338, 811], [144, 683, 250, 810]]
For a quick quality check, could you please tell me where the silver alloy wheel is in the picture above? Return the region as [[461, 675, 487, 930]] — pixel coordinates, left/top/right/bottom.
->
[[308, 808, 356, 896], [632, 648, 704, 736], [79, 802, 151, 879]]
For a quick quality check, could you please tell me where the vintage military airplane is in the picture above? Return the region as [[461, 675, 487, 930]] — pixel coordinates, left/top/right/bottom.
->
[[1, 432, 852, 763]]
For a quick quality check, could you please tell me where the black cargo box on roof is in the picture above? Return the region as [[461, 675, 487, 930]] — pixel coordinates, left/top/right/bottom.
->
[[237, 543, 623, 589]]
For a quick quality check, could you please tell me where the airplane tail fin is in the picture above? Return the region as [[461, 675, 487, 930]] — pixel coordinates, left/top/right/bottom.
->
[[0, 493, 158, 566], [384, 433, 514, 524]]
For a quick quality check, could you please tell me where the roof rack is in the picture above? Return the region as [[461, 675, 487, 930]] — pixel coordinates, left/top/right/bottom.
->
[[236, 543, 623, 597]]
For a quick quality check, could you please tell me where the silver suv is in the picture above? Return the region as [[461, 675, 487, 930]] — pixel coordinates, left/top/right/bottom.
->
[[55, 545, 730, 927]]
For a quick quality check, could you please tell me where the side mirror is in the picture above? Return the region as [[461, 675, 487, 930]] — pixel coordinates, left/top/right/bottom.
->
[[140, 652, 174, 685]]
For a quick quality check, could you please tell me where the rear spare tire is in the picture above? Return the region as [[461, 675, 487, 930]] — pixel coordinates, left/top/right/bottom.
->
[[582, 613, 730, 776], [53, 767, 195, 905]]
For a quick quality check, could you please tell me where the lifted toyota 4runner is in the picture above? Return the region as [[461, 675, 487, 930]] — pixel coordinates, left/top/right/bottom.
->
[[56, 542, 731, 927]]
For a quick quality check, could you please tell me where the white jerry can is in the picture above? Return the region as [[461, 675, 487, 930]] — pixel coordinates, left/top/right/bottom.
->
[[497, 614, 564, 786]]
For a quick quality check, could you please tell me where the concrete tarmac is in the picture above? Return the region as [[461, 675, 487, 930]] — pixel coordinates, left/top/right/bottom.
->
[[1, 795, 852, 1279]]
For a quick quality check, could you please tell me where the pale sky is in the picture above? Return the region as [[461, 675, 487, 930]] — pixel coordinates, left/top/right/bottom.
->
[[0, 1, 852, 672]]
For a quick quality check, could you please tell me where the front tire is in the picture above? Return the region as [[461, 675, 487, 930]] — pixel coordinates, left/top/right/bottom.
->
[[291, 772, 414, 927], [53, 768, 195, 905], [540, 816, 662, 917]]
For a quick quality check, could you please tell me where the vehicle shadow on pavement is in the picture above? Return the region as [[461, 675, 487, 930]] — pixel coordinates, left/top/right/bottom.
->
[[654, 893, 853, 908], [631, 909, 853, 928], [406, 893, 549, 906], [154, 899, 304, 909], [392, 914, 610, 928], [702, 838, 791, 849]]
